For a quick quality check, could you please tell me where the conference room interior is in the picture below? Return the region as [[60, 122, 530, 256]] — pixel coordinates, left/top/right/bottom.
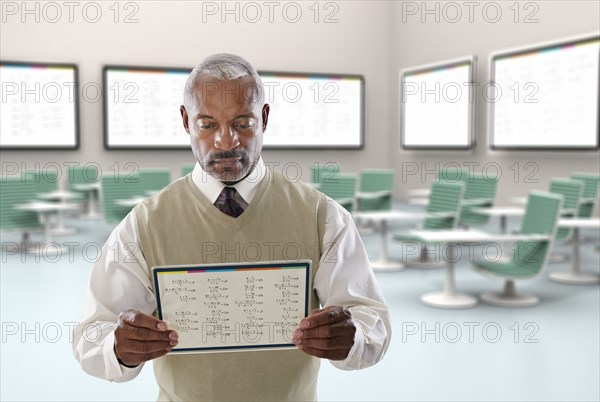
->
[[1, 1, 599, 401]]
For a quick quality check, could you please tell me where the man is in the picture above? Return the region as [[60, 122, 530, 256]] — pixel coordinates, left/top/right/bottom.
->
[[73, 53, 391, 401]]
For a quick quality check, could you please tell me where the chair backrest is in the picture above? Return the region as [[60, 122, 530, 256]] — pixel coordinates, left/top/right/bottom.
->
[[0, 176, 41, 231], [549, 178, 583, 240], [571, 172, 599, 218], [310, 163, 340, 186], [358, 169, 394, 211], [458, 173, 498, 226], [423, 181, 465, 230], [319, 174, 357, 212], [68, 165, 100, 200], [139, 169, 171, 193], [181, 165, 195, 177], [513, 191, 563, 275], [101, 172, 142, 224], [22, 170, 59, 197]]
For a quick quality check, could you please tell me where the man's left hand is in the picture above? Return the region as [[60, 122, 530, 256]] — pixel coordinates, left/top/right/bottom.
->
[[292, 306, 356, 360]]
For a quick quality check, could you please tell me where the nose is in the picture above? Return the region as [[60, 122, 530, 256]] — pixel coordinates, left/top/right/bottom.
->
[[214, 125, 240, 151]]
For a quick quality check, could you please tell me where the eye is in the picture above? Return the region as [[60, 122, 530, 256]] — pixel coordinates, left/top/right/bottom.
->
[[198, 121, 217, 130], [234, 120, 255, 130]]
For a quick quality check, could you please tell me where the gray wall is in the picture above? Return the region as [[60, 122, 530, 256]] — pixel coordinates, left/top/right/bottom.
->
[[1, 1, 599, 205], [0, 1, 393, 181], [390, 0, 600, 204]]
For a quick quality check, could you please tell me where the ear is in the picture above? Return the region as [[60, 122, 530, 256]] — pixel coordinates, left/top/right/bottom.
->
[[180, 105, 190, 134], [261, 103, 270, 132]]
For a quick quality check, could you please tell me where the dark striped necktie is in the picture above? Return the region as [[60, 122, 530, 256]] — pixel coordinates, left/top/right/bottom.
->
[[214, 186, 247, 218]]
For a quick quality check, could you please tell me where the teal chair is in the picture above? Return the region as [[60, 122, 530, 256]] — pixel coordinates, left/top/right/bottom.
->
[[570, 172, 599, 218], [393, 181, 465, 266], [101, 172, 142, 224], [547, 178, 583, 263], [139, 169, 171, 194], [0, 176, 42, 247], [319, 173, 357, 213], [309, 163, 340, 190], [181, 165, 195, 177], [473, 191, 562, 307], [457, 173, 498, 228], [356, 169, 394, 211], [22, 170, 59, 197]]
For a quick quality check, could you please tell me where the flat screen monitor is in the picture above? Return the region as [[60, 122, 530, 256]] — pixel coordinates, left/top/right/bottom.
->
[[103, 65, 191, 149], [1, 61, 79, 149], [258, 72, 364, 149], [490, 35, 599, 150], [401, 57, 475, 150]]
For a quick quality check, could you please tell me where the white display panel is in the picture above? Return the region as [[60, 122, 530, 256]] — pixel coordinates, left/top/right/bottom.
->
[[259, 72, 364, 148], [491, 36, 599, 150], [1, 62, 79, 149], [401, 58, 475, 150], [104, 66, 191, 149]]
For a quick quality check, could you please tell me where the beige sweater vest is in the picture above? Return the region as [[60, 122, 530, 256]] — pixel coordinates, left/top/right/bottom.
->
[[134, 170, 327, 401]]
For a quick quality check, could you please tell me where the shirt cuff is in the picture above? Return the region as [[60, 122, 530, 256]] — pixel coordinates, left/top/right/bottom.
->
[[103, 330, 144, 381], [329, 319, 365, 371]]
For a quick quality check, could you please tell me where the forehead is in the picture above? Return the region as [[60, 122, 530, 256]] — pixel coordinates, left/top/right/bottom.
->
[[191, 75, 261, 113]]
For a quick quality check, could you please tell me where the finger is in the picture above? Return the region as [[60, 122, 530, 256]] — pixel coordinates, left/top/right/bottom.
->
[[296, 335, 355, 351], [297, 346, 350, 361], [118, 339, 177, 355], [299, 306, 351, 329], [119, 310, 169, 331], [294, 321, 354, 340], [121, 326, 178, 342], [118, 349, 171, 366]]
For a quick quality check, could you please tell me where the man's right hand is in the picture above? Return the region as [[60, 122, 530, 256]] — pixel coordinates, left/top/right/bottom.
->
[[114, 309, 179, 367]]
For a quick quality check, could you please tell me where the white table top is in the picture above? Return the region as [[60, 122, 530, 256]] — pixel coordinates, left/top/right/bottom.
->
[[15, 202, 79, 212], [73, 182, 101, 191], [37, 191, 83, 200], [352, 210, 420, 222], [114, 197, 147, 207], [408, 198, 429, 206], [407, 189, 431, 197], [471, 206, 525, 216], [558, 218, 600, 228], [408, 229, 550, 243]]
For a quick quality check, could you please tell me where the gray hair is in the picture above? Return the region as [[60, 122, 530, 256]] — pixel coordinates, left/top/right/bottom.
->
[[183, 53, 264, 108]]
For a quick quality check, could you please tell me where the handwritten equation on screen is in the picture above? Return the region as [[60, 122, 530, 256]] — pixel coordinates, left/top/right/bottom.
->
[[152, 261, 311, 353]]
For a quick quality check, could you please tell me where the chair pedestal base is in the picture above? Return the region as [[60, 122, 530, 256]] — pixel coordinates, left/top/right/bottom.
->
[[549, 271, 600, 285], [405, 245, 446, 269], [480, 280, 539, 307], [421, 292, 478, 309]]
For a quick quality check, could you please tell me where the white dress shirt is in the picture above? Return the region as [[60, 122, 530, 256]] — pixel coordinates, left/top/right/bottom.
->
[[72, 157, 391, 382]]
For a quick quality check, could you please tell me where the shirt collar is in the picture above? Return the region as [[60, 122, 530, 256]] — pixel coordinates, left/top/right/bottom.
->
[[191, 156, 266, 204]]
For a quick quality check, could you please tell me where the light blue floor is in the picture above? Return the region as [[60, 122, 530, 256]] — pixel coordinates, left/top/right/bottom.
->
[[1, 207, 599, 401]]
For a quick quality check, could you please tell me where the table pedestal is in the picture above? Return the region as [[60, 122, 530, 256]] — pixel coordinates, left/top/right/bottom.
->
[[420, 245, 477, 308], [371, 220, 404, 272], [549, 227, 600, 285]]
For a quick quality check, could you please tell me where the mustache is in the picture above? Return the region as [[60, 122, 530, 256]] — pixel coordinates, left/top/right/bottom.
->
[[209, 150, 246, 163]]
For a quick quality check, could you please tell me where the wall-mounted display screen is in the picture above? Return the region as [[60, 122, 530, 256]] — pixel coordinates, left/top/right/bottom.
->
[[103, 65, 191, 149], [401, 57, 475, 150], [1, 61, 79, 149], [490, 35, 599, 150], [258, 72, 364, 149]]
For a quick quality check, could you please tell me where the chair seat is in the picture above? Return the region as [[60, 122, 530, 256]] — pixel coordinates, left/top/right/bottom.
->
[[473, 259, 538, 278]]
